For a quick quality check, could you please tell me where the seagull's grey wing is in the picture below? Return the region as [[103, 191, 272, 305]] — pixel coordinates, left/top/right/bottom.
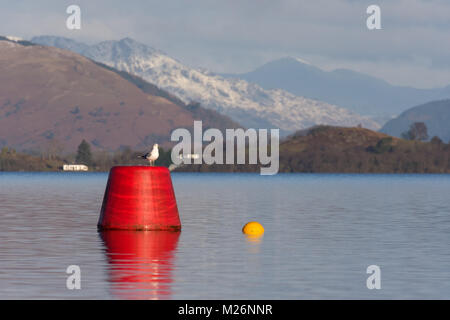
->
[[138, 152, 150, 159]]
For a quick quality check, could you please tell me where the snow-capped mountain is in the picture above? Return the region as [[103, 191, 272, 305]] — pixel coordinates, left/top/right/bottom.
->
[[32, 36, 380, 134]]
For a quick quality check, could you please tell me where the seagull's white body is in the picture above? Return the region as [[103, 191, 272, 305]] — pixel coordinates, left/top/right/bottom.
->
[[140, 144, 159, 166], [148, 144, 159, 163]]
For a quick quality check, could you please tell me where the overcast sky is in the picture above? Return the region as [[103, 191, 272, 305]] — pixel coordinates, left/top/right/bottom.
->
[[1, 0, 449, 88]]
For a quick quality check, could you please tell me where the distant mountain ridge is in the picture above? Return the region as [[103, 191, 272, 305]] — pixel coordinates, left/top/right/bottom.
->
[[31, 35, 380, 134], [222, 57, 450, 118], [380, 100, 450, 143]]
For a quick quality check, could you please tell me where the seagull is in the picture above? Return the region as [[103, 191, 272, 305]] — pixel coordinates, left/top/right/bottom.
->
[[138, 144, 159, 166]]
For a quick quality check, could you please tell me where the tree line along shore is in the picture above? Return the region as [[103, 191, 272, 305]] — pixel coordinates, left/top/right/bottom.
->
[[1, 125, 450, 173]]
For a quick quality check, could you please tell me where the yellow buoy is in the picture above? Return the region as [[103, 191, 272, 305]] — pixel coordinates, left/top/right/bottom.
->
[[242, 221, 264, 236]]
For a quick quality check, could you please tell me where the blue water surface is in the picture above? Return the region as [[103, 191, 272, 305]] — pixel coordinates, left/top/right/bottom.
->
[[0, 172, 449, 299]]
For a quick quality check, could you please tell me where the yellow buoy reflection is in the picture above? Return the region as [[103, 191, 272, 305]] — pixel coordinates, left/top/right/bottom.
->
[[245, 234, 263, 243]]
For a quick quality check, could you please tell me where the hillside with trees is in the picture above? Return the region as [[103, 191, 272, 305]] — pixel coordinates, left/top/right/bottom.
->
[[0, 140, 172, 172], [0, 147, 64, 171], [176, 126, 450, 173], [2, 127, 450, 173], [277, 126, 450, 173]]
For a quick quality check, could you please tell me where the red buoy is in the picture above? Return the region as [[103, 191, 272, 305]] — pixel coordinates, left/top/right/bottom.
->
[[98, 166, 181, 231]]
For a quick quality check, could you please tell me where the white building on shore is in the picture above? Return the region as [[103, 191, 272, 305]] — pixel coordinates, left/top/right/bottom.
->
[[178, 154, 200, 160], [63, 164, 88, 171]]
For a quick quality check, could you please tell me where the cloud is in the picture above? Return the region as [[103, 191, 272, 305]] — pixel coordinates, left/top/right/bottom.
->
[[0, 0, 448, 88]]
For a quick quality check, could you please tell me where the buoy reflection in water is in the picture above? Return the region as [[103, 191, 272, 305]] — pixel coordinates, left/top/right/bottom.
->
[[100, 230, 180, 300]]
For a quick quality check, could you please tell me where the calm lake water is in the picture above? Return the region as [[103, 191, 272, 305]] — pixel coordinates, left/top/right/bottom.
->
[[1, 172, 450, 299]]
